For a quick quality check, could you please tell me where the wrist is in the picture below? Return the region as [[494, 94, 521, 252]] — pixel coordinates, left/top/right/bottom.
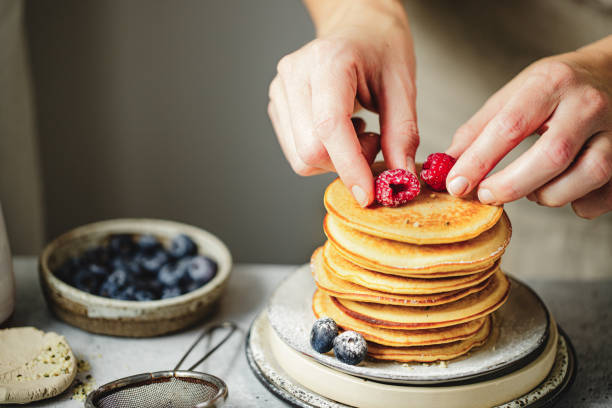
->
[[304, 0, 408, 38]]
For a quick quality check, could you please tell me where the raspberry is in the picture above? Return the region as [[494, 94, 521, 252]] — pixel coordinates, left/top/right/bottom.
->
[[420, 153, 456, 191], [375, 169, 420, 207]]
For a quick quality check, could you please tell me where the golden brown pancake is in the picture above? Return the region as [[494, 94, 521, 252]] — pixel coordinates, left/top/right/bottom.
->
[[311, 247, 492, 306], [322, 241, 500, 294], [367, 316, 492, 362], [324, 163, 503, 245], [324, 212, 511, 275], [312, 289, 488, 347], [334, 270, 509, 329]]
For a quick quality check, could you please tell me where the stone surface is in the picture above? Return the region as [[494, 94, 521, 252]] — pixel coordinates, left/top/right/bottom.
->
[[5, 257, 611, 407]]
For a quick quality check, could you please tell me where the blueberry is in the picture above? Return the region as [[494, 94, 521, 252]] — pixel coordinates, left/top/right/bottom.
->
[[333, 331, 367, 365], [87, 263, 109, 279], [169, 234, 198, 259], [140, 250, 170, 273], [73, 269, 103, 293], [158, 263, 185, 287], [133, 289, 155, 301], [109, 234, 136, 256], [138, 234, 161, 254], [99, 280, 121, 298], [182, 280, 205, 293], [310, 317, 338, 353], [82, 247, 110, 266], [185, 256, 217, 284], [106, 268, 130, 287], [161, 286, 182, 299], [116, 286, 136, 300]]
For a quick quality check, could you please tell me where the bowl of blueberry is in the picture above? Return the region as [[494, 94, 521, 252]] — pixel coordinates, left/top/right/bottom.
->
[[39, 218, 232, 337]]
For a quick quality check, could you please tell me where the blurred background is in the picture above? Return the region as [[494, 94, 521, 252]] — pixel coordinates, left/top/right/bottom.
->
[[2, 0, 611, 277]]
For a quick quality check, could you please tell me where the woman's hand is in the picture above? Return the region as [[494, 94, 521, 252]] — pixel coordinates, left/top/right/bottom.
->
[[268, 0, 418, 207], [446, 35, 612, 219]]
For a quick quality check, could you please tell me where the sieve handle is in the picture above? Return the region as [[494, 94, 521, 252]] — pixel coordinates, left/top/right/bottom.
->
[[174, 321, 239, 371]]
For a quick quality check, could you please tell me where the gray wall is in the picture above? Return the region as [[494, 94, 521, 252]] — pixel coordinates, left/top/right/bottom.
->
[[26, 0, 332, 263]]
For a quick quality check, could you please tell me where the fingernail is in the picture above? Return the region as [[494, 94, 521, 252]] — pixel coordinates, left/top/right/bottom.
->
[[352, 185, 368, 207], [478, 188, 495, 204], [447, 176, 469, 196]]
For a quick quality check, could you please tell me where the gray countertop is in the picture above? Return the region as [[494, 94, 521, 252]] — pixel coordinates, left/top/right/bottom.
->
[[5, 257, 612, 407]]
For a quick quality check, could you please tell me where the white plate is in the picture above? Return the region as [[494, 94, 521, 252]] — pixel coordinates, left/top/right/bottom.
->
[[267, 265, 549, 384], [247, 310, 575, 408]]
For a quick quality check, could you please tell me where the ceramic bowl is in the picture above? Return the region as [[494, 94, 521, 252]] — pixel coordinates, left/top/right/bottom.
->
[[39, 219, 232, 337]]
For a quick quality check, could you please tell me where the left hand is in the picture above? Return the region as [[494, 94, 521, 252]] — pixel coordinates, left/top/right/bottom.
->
[[446, 35, 612, 219]]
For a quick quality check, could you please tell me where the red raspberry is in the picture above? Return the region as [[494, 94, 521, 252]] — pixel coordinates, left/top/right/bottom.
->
[[420, 153, 456, 191], [375, 169, 420, 207]]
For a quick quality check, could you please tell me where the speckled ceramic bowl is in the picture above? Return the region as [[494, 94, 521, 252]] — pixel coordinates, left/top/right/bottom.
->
[[39, 219, 232, 337]]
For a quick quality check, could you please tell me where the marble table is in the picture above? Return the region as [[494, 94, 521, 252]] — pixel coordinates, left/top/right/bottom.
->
[[6, 257, 612, 407]]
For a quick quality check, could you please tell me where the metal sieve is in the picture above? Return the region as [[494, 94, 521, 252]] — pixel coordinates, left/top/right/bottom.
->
[[85, 321, 239, 408]]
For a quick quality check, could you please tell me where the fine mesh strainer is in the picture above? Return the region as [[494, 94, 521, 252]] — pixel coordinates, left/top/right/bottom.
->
[[85, 321, 238, 408]]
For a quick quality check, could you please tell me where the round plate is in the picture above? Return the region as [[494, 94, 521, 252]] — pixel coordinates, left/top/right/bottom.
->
[[267, 265, 549, 384], [247, 311, 576, 408]]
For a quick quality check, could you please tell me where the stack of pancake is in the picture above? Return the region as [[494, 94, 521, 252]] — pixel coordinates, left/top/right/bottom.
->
[[311, 165, 512, 363]]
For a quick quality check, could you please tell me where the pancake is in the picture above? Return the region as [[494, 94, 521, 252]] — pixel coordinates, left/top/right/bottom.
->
[[323, 241, 500, 294], [334, 270, 510, 329], [324, 162, 503, 245], [324, 212, 511, 275], [311, 247, 492, 306], [312, 289, 488, 347], [367, 316, 492, 362]]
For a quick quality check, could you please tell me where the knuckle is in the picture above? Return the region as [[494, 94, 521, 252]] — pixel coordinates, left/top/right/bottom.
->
[[454, 123, 476, 142], [276, 55, 295, 76], [314, 115, 342, 140], [292, 161, 314, 177], [267, 101, 274, 118], [541, 138, 575, 169], [495, 112, 527, 143], [533, 60, 577, 91], [585, 150, 612, 186], [583, 86, 609, 119], [268, 77, 280, 100], [297, 140, 326, 166]]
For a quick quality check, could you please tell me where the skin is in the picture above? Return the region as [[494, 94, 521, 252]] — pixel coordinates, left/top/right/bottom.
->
[[268, 0, 612, 219]]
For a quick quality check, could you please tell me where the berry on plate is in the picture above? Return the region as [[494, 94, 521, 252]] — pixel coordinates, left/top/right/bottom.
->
[[333, 331, 367, 365], [420, 153, 456, 191], [310, 317, 339, 353], [374, 169, 420, 207]]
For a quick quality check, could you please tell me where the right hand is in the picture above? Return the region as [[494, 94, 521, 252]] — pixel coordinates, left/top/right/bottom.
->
[[268, 0, 419, 207]]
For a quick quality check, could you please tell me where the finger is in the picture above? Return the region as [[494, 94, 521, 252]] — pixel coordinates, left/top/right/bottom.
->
[[477, 97, 599, 204], [352, 116, 366, 134], [311, 64, 375, 207], [277, 57, 334, 173], [533, 132, 612, 207], [447, 77, 559, 197], [378, 68, 419, 173], [268, 77, 326, 176], [358, 132, 381, 166], [447, 78, 521, 158], [572, 180, 612, 219]]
